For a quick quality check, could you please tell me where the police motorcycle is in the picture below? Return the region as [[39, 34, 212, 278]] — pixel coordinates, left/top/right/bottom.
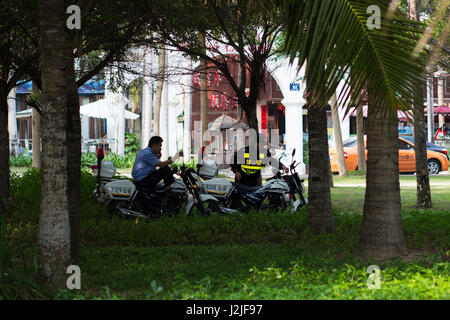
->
[[266, 148, 308, 212], [192, 150, 295, 212], [177, 164, 237, 216], [91, 148, 188, 219]]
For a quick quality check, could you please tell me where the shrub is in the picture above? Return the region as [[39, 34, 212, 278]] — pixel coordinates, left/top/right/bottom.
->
[[0, 217, 47, 299], [9, 168, 102, 224], [125, 133, 141, 154], [81, 152, 136, 169], [9, 155, 32, 167]]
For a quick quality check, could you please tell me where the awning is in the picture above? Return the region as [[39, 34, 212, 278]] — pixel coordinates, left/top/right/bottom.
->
[[80, 99, 139, 120], [347, 106, 413, 121], [16, 109, 32, 119]]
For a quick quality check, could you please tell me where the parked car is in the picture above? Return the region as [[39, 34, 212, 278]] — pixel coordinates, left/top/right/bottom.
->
[[329, 136, 449, 174], [399, 135, 449, 160]]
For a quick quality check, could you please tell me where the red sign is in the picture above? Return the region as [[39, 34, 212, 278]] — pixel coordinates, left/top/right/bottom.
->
[[261, 105, 267, 129]]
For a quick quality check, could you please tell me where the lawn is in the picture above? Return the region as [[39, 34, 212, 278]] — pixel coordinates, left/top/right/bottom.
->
[[3, 169, 449, 300]]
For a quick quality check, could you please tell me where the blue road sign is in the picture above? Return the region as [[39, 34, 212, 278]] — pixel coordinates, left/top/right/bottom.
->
[[290, 83, 300, 91]]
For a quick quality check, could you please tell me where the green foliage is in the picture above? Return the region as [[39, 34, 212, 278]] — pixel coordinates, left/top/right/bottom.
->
[[6, 172, 450, 299], [11, 152, 138, 169], [0, 217, 46, 299], [9, 168, 102, 226], [171, 157, 198, 171], [104, 153, 136, 169], [9, 155, 32, 167], [81, 153, 97, 168], [9, 169, 41, 225], [303, 142, 308, 166], [347, 170, 366, 176], [125, 133, 140, 155], [81, 152, 137, 169]]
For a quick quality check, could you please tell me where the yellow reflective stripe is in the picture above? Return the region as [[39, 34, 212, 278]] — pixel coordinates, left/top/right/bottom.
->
[[241, 165, 262, 170]]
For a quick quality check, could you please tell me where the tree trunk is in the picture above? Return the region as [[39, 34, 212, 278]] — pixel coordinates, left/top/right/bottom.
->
[[8, 88, 19, 157], [409, 0, 432, 208], [160, 47, 169, 159], [32, 85, 41, 169], [243, 103, 259, 131], [37, 0, 71, 291], [331, 92, 347, 176], [358, 88, 407, 259], [306, 101, 335, 233], [438, 76, 444, 128], [141, 48, 153, 149], [153, 47, 165, 136], [0, 95, 10, 220], [183, 57, 193, 159], [65, 33, 81, 261], [356, 104, 366, 171], [199, 33, 209, 147]]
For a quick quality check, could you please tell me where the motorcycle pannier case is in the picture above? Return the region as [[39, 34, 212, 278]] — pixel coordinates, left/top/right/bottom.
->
[[99, 161, 116, 178], [198, 160, 218, 179]]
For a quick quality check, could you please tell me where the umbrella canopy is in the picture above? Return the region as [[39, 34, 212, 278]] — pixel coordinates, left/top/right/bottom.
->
[[208, 114, 248, 130], [347, 106, 413, 121], [79, 99, 139, 120], [428, 105, 450, 114]]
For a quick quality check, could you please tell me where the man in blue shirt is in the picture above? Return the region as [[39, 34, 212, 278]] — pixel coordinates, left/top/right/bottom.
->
[[132, 136, 181, 190]]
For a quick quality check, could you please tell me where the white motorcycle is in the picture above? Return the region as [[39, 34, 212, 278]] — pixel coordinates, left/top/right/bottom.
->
[[191, 155, 301, 213], [91, 149, 220, 219]]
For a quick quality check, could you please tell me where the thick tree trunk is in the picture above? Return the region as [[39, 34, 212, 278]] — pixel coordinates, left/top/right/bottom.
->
[[37, 0, 71, 291], [356, 104, 366, 171], [65, 34, 81, 261], [358, 89, 407, 259], [331, 93, 347, 176], [306, 101, 335, 233], [243, 104, 258, 131], [0, 95, 10, 220]]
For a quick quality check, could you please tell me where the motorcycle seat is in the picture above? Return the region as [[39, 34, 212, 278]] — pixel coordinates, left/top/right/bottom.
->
[[137, 184, 166, 195], [232, 182, 261, 192]]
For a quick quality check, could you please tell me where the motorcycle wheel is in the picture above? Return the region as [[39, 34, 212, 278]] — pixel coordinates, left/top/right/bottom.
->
[[263, 194, 285, 212], [107, 200, 127, 219], [186, 199, 219, 216]]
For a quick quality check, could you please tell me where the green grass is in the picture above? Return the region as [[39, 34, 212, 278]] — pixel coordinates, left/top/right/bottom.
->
[[331, 173, 450, 184], [4, 168, 450, 300]]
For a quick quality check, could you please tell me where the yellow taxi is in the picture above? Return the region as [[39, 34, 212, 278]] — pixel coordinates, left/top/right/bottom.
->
[[329, 136, 449, 174]]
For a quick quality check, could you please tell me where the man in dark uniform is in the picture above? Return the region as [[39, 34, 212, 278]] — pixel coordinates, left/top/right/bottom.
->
[[231, 134, 287, 187]]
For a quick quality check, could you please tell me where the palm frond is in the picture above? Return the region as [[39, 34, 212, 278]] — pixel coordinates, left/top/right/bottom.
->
[[280, 0, 427, 117]]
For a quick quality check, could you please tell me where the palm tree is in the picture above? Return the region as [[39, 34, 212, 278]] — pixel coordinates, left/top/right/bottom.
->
[[37, 0, 71, 291], [331, 92, 348, 176], [280, 0, 425, 258], [409, 0, 432, 208]]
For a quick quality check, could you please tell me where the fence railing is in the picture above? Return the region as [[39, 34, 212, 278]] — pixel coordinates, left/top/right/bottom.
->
[[8, 138, 118, 155]]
